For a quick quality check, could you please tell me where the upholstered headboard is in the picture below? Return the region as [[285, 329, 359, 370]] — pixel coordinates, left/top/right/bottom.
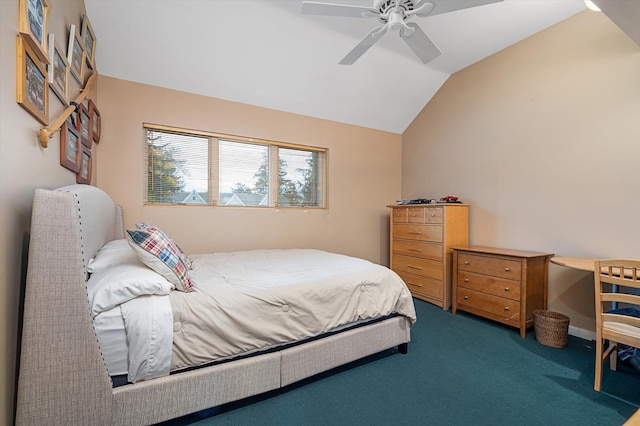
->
[[55, 184, 124, 273], [16, 185, 123, 424]]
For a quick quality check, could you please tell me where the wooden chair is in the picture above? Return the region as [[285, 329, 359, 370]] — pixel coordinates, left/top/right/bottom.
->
[[594, 259, 640, 391]]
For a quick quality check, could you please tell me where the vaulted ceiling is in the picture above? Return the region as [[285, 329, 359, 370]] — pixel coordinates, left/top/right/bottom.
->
[[86, 0, 594, 133]]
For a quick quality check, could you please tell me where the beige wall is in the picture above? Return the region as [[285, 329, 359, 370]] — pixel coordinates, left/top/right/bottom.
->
[[95, 76, 402, 264], [402, 11, 640, 334], [0, 0, 90, 424]]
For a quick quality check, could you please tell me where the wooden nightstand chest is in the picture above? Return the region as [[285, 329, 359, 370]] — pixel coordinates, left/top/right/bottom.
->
[[452, 246, 553, 338], [388, 204, 469, 310]]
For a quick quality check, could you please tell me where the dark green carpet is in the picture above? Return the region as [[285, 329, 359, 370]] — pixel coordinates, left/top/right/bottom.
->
[[161, 299, 640, 426]]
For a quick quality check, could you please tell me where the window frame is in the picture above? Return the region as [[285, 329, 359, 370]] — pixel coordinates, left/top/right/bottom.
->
[[143, 123, 328, 209]]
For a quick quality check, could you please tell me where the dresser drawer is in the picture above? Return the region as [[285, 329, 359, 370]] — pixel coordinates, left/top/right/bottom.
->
[[394, 224, 443, 243], [423, 207, 443, 224], [407, 207, 424, 223], [457, 253, 522, 280], [392, 255, 443, 280], [457, 271, 520, 301], [392, 208, 408, 223], [396, 272, 443, 300], [394, 207, 444, 224], [457, 288, 520, 321], [392, 240, 443, 261]]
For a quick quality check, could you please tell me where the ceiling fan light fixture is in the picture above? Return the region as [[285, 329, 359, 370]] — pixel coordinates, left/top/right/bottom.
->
[[388, 11, 406, 31], [584, 0, 600, 12]]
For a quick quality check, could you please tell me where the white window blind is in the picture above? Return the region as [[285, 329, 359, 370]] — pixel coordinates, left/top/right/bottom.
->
[[144, 124, 327, 208], [146, 129, 209, 205]]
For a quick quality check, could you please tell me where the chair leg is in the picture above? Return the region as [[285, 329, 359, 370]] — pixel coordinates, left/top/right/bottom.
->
[[595, 337, 603, 391], [609, 342, 617, 371]]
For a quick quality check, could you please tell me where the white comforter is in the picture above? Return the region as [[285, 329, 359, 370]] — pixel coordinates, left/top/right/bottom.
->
[[122, 249, 416, 382]]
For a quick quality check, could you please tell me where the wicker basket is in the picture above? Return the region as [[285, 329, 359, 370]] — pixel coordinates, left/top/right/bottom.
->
[[533, 310, 570, 348]]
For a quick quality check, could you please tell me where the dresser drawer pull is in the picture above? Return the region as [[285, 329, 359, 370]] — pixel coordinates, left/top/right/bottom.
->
[[408, 248, 423, 252], [504, 307, 509, 311], [464, 278, 469, 282], [408, 231, 423, 235], [430, 213, 436, 217], [464, 261, 470, 265], [504, 267, 510, 272], [504, 287, 509, 291], [464, 295, 469, 300], [407, 265, 423, 271], [407, 281, 423, 287], [412, 213, 417, 217]]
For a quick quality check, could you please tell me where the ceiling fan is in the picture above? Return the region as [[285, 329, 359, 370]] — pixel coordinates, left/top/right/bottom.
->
[[301, 0, 503, 65]]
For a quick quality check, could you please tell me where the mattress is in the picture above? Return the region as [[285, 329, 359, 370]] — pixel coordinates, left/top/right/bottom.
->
[[93, 306, 128, 376]]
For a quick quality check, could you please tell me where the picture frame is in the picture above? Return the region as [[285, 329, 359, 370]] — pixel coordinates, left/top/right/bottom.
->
[[77, 102, 93, 148], [89, 99, 101, 143], [60, 118, 80, 172], [67, 24, 85, 84], [76, 145, 92, 184], [18, 0, 51, 64], [83, 57, 95, 85], [47, 33, 70, 105], [81, 15, 97, 69], [16, 34, 48, 125]]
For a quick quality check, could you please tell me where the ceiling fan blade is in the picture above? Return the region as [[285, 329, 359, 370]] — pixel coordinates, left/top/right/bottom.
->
[[301, 1, 376, 18], [417, 0, 503, 17], [401, 23, 441, 64], [339, 27, 388, 65]]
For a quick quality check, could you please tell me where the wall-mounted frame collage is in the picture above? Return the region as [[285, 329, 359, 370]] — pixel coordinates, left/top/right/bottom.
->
[[16, 0, 102, 184], [64, 99, 101, 183]]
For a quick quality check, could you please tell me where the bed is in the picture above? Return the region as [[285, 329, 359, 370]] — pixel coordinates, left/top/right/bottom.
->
[[15, 184, 416, 425]]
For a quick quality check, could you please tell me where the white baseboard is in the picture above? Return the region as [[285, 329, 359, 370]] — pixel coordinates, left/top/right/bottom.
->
[[568, 325, 596, 341]]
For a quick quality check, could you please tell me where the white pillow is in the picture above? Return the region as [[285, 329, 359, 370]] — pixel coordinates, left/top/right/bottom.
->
[[88, 239, 143, 274], [86, 263, 174, 317]]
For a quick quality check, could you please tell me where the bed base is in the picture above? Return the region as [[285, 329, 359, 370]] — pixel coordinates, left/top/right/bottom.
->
[[15, 185, 411, 425]]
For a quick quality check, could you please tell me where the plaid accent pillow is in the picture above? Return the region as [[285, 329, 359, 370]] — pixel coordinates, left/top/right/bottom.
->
[[136, 223, 193, 269], [127, 228, 193, 292]]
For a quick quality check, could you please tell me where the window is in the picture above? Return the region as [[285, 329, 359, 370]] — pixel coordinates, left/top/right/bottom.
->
[[144, 124, 327, 208]]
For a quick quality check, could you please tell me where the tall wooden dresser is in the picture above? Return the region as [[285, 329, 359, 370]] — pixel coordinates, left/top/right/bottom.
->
[[452, 246, 554, 338], [388, 204, 469, 310]]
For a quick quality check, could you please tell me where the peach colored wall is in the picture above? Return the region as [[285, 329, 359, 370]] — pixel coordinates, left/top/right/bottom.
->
[[402, 11, 640, 335], [0, 1, 90, 423], [95, 77, 402, 265]]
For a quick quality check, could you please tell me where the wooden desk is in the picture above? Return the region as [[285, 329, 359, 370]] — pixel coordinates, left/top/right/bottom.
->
[[550, 256, 595, 272], [551, 256, 635, 278], [551, 257, 638, 311]]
